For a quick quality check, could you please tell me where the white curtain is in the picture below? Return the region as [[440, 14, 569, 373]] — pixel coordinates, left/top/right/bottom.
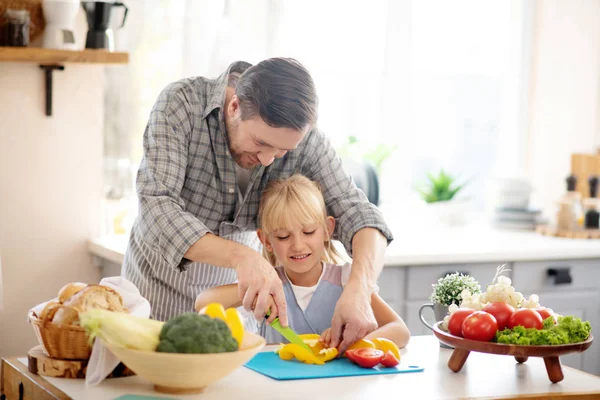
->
[[103, 0, 530, 231]]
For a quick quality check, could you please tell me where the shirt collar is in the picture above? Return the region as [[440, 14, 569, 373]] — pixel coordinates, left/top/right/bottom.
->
[[201, 60, 253, 119]]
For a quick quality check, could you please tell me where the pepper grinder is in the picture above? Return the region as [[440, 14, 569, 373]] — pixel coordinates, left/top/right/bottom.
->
[[556, 175, 584, 231], [583, 176, 599, 229]]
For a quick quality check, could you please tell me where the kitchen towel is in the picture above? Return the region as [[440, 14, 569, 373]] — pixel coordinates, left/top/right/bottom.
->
[[85, 276, 151, 385]]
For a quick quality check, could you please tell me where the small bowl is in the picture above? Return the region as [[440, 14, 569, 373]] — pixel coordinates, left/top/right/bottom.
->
[[104, 332, 265, 394]]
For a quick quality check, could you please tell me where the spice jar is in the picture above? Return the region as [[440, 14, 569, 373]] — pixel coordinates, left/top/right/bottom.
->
[[4, 9, 30, 47]]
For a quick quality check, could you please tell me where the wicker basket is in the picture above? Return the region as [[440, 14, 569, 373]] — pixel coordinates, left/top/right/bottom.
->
[[28, 311, 92, 360]]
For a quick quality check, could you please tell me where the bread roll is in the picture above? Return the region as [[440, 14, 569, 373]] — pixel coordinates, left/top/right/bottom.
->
[[58, 282, 88, 303], [52, 306, 81, 325], [39, 300, 61, 321]]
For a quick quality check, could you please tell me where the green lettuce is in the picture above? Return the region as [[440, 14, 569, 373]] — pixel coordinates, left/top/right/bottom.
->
[[495, 316, 591, 345]]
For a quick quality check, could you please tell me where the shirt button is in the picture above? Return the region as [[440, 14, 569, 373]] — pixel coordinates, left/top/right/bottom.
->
[[228, 187, 235, 194]]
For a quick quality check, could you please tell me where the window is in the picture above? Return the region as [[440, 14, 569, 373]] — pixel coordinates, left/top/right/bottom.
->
[[102, 0, 531, 235]]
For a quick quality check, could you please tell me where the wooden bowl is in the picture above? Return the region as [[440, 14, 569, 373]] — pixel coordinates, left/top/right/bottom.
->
[[104, 332, 265, 394], [433, 322, 593, 383]]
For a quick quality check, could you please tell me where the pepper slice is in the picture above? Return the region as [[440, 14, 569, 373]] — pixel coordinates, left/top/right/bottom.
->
[[275, 343, 338, 364]]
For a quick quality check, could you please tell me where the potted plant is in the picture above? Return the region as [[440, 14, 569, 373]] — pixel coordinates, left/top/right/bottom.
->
[[419, 272, 481, 348], [415, 169, 469, 226]]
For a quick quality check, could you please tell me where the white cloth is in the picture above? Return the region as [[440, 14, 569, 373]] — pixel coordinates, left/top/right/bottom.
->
[[85, 277, 151, 385], [287, 263, 379, 311]]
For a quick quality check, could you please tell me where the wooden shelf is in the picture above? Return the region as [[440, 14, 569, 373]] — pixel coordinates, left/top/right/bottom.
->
[[0, 47, 129, 64]]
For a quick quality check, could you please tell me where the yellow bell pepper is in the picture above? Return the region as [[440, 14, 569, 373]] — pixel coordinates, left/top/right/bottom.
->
[[371, 338, 401, 360], [275, 343, 338, 365], [199, 303, 227, 320], [199, 303, 245, 349], [225, 308, 245, 347], [344, 338, 376, 356]]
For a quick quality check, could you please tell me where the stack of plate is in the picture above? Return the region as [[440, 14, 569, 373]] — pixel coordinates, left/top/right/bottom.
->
[[487, 177, 541, 230]]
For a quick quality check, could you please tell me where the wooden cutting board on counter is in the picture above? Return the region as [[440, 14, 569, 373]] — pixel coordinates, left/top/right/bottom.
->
[[27, 346, 135, 379]]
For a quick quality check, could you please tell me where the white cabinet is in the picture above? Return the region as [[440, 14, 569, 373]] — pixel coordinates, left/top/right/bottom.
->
[[377, 267, 406, 316]]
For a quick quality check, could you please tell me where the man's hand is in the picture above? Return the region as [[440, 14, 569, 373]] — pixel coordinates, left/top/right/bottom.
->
[[329, 281, 377, 354], [235, 250, 288, 327]]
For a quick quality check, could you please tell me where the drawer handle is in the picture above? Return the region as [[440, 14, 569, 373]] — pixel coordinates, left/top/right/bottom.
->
[[440, 271, 469, 280], [547, 267, 572, 285], [19, 382, 23, 400]]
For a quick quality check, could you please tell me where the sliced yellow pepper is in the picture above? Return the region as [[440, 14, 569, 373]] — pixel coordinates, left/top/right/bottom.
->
[[371, 338, 401, 360], [275, 343, 338, 364], [199, 303, 245, 349]]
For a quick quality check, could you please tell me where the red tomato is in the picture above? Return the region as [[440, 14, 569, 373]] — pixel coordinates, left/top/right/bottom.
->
[[345, 349, 358, 363], [346, 348, 384, 368], [448, 308, 476, 337], [482, 302, 515, 330], [535, 308, 555, 323], [380, 350, 400, 367], [507, 308, 543, 330], [462, 311, 498, 342]]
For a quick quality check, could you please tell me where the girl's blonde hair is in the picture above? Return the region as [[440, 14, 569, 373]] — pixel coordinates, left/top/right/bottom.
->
[[258, 174, 346, 266]]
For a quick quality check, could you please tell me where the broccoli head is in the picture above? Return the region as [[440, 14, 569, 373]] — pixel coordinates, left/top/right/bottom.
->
[[156, 312, 238, 354]]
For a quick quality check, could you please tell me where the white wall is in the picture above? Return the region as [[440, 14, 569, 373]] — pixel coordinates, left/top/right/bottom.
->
[[0, 62, 104, 358], [527, 0, 600, 217]]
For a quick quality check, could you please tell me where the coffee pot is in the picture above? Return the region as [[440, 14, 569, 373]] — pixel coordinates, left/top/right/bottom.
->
[[81, 0, 128, 51]]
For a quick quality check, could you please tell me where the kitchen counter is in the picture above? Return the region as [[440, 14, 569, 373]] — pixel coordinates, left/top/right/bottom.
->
[[2, 336, 599, 400], [88, 223, 600, 268]]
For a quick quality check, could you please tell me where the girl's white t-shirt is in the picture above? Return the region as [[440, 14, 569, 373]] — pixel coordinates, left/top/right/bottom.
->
[[286, 262, 380, 311]]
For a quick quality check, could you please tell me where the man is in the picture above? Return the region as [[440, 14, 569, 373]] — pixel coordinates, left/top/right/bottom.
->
[[122, 58, 393, 351]]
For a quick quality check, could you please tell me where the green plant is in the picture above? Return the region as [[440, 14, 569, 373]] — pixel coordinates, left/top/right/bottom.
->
[[336, 136, 398, 173], [415, 169, 467, 203], [430, 272, 481, 306]]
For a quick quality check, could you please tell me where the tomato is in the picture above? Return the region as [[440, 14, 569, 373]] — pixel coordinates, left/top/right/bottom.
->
[[462, 311, 498, 342], [380, 350, 400, 367], [346, 348, 384, 368], [535, 308, 556, 324], [448, 308, 476, 337], [507, 308, 543, 330], [482, 302, 515, 330]]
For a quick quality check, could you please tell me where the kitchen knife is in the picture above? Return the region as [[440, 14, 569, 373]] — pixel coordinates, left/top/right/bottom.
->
[[268, 315, 313, 352]]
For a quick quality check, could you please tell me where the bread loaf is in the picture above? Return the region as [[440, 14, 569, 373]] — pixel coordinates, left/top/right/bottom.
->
[[63, 284, 127, 313]]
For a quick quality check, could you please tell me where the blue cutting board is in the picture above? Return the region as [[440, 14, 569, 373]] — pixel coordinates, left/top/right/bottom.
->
[[244, 351, 424, 380]]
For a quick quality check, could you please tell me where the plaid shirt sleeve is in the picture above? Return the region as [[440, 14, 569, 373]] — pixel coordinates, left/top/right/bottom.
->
[[135, 83, 211, 270], [299, 129, 394, 255]]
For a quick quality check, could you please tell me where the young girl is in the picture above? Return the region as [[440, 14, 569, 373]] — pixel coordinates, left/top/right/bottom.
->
[[195, 174, 410, 349]]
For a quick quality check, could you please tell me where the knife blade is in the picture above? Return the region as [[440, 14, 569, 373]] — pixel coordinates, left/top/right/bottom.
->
[[269, 317, 313, 352]]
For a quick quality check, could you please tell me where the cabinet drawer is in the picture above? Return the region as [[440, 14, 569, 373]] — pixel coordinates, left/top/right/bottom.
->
[[1, 358, 69, 400], [377, 267, 406, 306], [406, 263, 509, 300], [512, 259, 600, 293]]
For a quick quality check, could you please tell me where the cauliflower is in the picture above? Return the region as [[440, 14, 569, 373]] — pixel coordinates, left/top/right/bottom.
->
[[156, 312, 238, 354]]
